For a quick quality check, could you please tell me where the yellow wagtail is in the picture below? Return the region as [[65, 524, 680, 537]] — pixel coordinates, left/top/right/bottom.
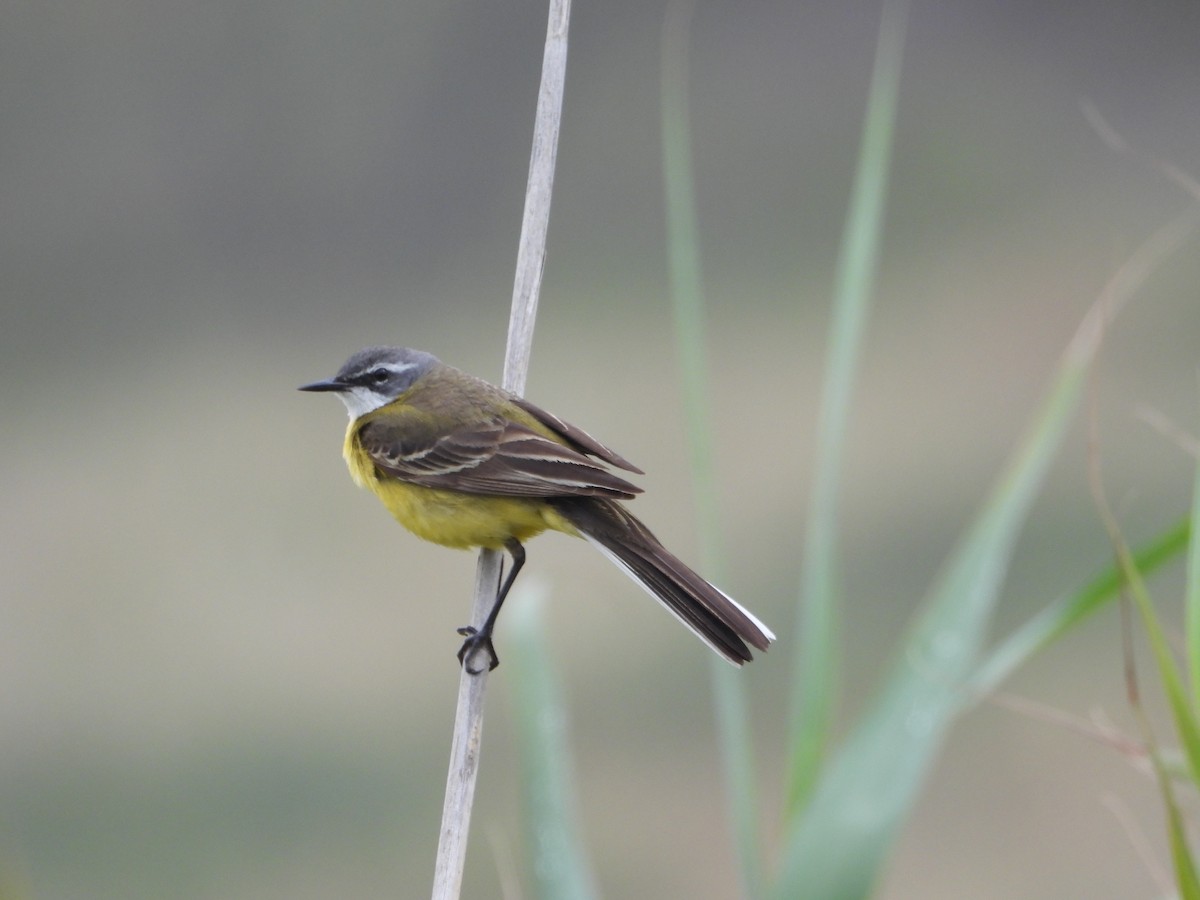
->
[[301, 346, 775, 673]]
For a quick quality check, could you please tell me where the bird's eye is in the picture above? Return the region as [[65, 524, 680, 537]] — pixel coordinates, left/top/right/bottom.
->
[[369, 368, 389, 384]]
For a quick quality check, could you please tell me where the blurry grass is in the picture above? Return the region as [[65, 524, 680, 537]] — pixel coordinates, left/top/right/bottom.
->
[[967, 517, 1190, 696], [1179, 453, 1200, 897], [508, 583, 598, 900], [773, 205, 1198, 897], [1188, 454, 1200, 711], [1092, 471, 1200, 792], [785, 0, 909, 817], [1080, 109, 1200, 899], [506, 2, 1200, 898], [1094, 468, 1200, 897], [1112, 527, 1200, 899], [775, 251, 1101, 897], [661, 1, 765, 895], [1086, 405, 1200, 897]]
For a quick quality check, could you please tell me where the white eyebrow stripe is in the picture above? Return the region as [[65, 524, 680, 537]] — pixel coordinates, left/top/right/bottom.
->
[[378, 362, 417, 376]]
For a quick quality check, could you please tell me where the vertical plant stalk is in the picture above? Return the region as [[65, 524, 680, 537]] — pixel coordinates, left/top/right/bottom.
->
[[503, 0, 571, 396], [431, 2, 571, 897], [660, 2, 764, 895]]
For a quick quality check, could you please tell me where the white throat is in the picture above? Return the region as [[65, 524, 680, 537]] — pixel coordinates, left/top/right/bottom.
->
[[337, 386, 392, 419]]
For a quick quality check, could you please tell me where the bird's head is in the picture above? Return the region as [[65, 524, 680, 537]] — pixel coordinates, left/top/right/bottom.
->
[[299, 345, 438, 418]]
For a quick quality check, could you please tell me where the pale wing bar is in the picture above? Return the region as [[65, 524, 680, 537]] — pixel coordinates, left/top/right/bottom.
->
[[360, 418, 642, 499]]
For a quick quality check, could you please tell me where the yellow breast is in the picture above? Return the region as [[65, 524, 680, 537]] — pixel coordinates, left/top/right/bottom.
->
[[342, 422, 569, 550]]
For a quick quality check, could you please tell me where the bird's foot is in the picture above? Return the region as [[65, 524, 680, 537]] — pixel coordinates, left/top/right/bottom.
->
[[456, 626, 499, 674]]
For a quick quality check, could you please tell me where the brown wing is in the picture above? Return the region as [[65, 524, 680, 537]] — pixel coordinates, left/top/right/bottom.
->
[[510, 396, 644, 474], [358, 415, 643, 500]]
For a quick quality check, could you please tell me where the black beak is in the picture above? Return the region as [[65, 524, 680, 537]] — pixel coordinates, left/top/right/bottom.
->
[[298, 378, 346, 393]]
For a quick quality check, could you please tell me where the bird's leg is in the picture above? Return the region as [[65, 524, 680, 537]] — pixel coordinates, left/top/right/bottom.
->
[[457, 538, 526, 674]]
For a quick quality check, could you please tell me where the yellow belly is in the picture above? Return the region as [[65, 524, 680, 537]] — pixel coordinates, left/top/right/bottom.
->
[[343, 425, 574, 549], [372, 478, 565, 548]]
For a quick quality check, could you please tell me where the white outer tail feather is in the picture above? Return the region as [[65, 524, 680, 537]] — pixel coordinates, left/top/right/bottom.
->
[[581, 533, 775, 665]]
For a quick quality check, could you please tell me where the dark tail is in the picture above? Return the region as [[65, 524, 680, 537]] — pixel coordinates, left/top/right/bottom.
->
[[552, 498, 775, 665]]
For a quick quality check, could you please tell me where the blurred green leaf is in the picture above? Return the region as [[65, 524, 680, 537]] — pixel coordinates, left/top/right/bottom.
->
[[1131, 618, 1200, 900], [1114, 521, 1200, 899], [1167, 801, 1200, 900], [967, 518, 1189, 699], [508, 584, 599, 900], [1187, 460, 1200, 710], [774, 203, 1198, 899], [786, 0, 909, 815], [1095, 463, 1200, 900], [774, 268, 1111, 900], [1128, 609, 1200, 900], [661, 2, 766, 894], [1115, 531, 1200, 790]]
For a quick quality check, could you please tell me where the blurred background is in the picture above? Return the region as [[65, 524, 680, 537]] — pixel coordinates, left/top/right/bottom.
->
[[2, 1, 1199, 897]]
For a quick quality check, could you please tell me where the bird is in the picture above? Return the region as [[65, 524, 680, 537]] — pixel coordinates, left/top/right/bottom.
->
[[300, 345, 774, 673]]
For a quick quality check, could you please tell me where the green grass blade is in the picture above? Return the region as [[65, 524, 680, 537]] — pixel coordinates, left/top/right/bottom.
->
[[966, 206, 1200, 710], [660, 0, 724, 575], [508, 585, 599, 900], [966, 518, 1189, 698], [1168, 805, 1200, 900], [773, 206, 1198, 899], [1187, 459, 1200, 709], [660, 3, 767, 896], [1109, 517, 1200, 790], [1119, 553, 1200, 899], [1124, 646, 1200, 900], [773, 282, 1110, 900], [786, 0, 909, 815], [1126, 582, 1200, 900]]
